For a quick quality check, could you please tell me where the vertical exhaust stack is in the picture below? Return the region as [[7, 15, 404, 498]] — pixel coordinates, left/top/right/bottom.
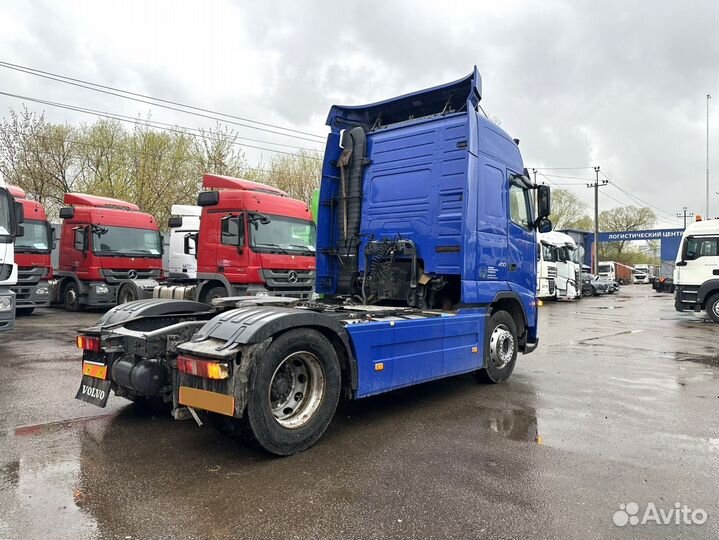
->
[[336, 126, 367, 295]]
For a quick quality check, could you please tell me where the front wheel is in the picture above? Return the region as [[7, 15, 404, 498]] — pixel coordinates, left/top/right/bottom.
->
[[476, 310, 518, 384], [118, 284, 138, 304], [244, 329, 341, 455], [706, 293, 719, 323], [202, 285, 227, 304], [63, 282, 84, 312]]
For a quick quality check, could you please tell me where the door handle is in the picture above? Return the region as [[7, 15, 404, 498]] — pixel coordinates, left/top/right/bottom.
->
[[509, 263, 517, 272]]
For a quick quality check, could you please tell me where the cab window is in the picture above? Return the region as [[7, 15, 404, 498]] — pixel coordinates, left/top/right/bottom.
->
[[509, 183, 531, 229], [221, 214, 244, 246], [685, 237, 719, 260], [74, 227, 85, 250]]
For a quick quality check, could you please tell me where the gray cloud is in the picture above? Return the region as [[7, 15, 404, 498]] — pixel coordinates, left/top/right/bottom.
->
[[0, 0, 717, 221]]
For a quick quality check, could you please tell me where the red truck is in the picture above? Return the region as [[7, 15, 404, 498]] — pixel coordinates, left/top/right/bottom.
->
[[7, 186, 55, 315], [157, 174, 316, 303], [55, 193, 162, 311]]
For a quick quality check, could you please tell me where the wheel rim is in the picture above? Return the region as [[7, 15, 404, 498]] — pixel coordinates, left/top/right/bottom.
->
[[489, 324, 514, 370], [268, 351, 325, 429], [713, 300, 719, 318], [65, 287, 77, 305]]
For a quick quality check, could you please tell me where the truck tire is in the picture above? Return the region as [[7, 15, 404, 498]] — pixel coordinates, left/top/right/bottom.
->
[[16, 307, 35, 316], [244, 328, 341, 455], [705, 293, 719, 323], [202, 285, 227, 304], [118, 284, 138, 304], [476, 310, 518, 384], [63, 282, 84, 312]]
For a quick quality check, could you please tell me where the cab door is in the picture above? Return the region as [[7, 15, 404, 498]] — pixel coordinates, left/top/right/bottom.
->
[[506, 172, 536, 297]]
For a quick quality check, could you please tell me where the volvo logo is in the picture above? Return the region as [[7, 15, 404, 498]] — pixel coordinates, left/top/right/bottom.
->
[[127, 270, 138, 279], [287, 271, 298, 284]]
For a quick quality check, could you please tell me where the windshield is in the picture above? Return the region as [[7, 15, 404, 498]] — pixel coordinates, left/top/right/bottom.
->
[[0, 188, 11, 238], [598, 264, 611, 273], [541, 244, 555, 262], [92, 226, 161, 257], [15, 219, 50, 253], [249, 215, 316, 256]]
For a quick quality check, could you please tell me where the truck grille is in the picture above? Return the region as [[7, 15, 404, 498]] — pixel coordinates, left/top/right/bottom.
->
[[101, 268, 161, 282], [17, 266, 47, 285], [547, 267, 557, 278], [261, 269, 315, 291], [548, 278, 556, 294]]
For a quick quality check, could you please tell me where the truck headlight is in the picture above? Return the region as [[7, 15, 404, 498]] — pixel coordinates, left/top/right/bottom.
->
[[35, 286, 49, 296], [0, 296, 13, 312], [95, 284, 110, 295], [255, 291, 270, 297]]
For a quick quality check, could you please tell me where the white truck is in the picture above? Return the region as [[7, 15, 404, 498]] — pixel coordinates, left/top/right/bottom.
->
[[632, 263, 651, 284], [537, 236, 558, 300], [0, 178, 23, 331], [674, 219, 719, 322], [164, 205, 200, 281], [538, 231, 578, 300]]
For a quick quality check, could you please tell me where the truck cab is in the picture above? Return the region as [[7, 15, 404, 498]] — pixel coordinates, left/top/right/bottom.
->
[[537, 236, 558, 300], [7, 186, 55, 315], [538, 231, 578, 300], [55, 193, 162, 311], [0, 179, 23, 330], [633, 264, 650, 284], [165, 204, 201, 281], [194, 174, 316, 303], [674, 219, 719, 322]]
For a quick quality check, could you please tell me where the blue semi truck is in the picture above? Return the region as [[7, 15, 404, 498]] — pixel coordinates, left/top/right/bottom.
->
[[74, 67, 552, 455]]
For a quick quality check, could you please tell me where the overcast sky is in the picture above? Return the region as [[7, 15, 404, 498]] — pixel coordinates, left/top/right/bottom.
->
[[1, 0, 717, 227]]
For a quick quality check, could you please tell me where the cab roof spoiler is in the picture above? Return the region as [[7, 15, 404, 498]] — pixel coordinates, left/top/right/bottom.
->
[[63, 193, 140, 211], [326, 66, 482, 131], [202, 174, 288, 197]]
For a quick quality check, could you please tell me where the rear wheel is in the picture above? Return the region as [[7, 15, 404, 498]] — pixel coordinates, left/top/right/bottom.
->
[[705, 293, 719, 323], [63, 282, 84, 312], [476, 310, 518, 384], [16, 307, 35, 316], [244, 329, 341, 455], [202, 285, 227, 304]]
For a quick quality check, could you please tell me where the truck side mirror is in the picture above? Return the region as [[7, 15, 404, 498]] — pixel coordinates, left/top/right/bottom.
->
[[59, 207, 75, 219], [184, 232, 197, 256], [14, 201, 24, 223], [168, 216, 182, 228], [536, 218, 553, 233], [49, 225, 57, 249], [536, 185, 551, 218], [16, 224, 24, 237]]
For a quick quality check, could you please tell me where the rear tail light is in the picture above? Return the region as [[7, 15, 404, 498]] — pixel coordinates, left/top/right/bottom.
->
[[177, 355, 229, 379], [76, 335, 101, 352]]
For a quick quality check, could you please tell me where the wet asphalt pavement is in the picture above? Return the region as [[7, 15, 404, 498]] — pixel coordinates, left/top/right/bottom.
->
[[0, 286, 717, 540]]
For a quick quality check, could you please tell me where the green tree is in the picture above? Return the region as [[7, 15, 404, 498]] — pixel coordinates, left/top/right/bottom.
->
[[598, 205, 656, 260], [549, 188, 591, 230]]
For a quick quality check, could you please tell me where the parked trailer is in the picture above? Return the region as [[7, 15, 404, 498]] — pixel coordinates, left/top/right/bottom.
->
[[73, 67, 552, 455], [7, 186, 55, 314], [0, 177, 23, 331], [598, 260, 633, 285]]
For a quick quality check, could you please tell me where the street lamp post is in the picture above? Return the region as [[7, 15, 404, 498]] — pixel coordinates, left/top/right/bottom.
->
[[707, 94, 711, 218]]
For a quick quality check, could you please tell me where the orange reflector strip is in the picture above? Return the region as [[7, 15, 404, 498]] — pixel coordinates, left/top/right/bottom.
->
[[179, 386, 235, 416], [374, 362, 384, 371], [76, 335, 101, 352], [82, 362, 107, 380], [177, 355, 229, 379]]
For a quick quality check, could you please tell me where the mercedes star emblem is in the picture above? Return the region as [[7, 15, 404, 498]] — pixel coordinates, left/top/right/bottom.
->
[[287, 271, 298, 284], [127, 270, 138, 279]]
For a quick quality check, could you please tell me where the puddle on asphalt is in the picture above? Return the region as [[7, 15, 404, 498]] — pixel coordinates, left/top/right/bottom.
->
[[664, 352, 719, 368], [475, 406, 541, 444]]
